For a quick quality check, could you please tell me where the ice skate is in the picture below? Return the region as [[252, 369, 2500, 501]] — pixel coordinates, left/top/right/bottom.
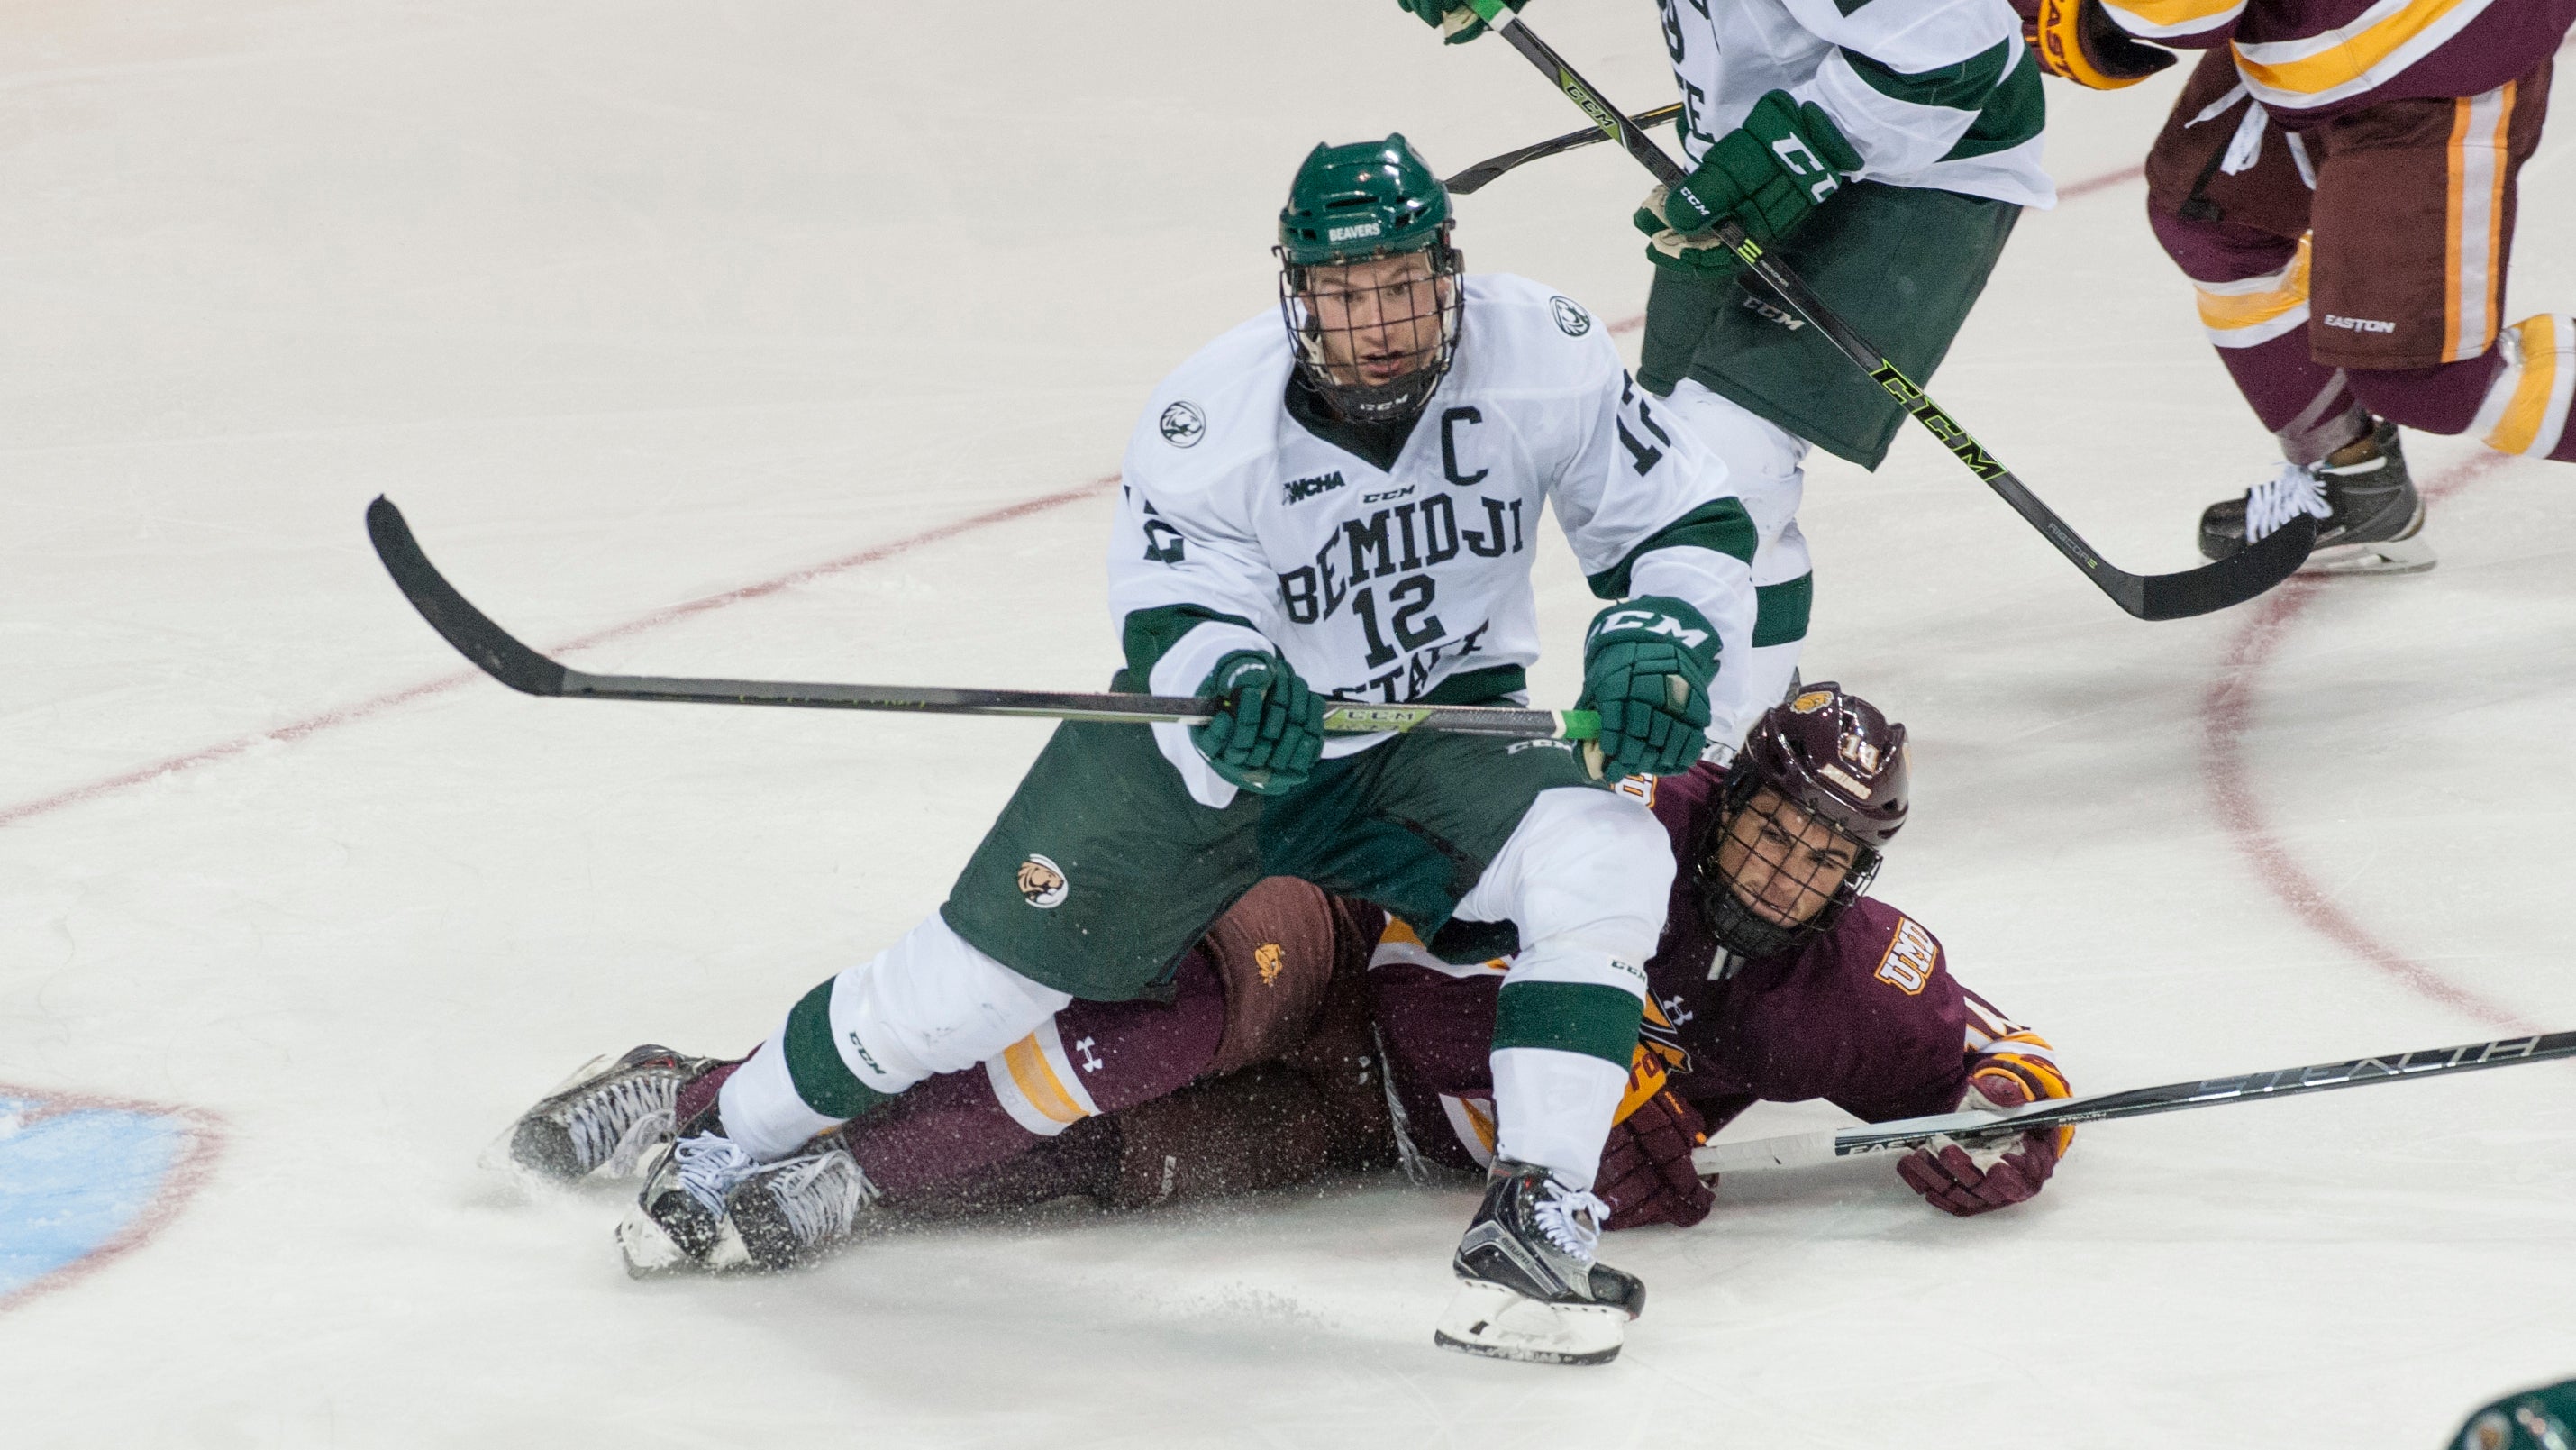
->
[[1434, 1159, 1643, 1366], [500, 1044, 716, 1182], [617, 1128, 761, 1277], [726, 1145, 881, 1272], [2197, 419, 2435, 576]]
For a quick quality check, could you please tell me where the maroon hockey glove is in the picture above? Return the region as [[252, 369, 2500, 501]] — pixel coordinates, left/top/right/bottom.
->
[[1597, 1086, 1716, 1231], [1897, 1067, 2066, 1217]]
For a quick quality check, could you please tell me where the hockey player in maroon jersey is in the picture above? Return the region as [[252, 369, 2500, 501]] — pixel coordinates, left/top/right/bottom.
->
[[507, 684, 2071, 1263], [2017, 0, 2576, 574], [1364, 681, 2073, 1226]]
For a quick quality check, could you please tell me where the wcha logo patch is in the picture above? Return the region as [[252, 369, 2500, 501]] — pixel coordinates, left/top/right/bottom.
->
[[1017, 853, 1070, 909], [1159, 401, 1206, 448], [1282, 470, 1348, 505], [1550, 296, 1593, 336]]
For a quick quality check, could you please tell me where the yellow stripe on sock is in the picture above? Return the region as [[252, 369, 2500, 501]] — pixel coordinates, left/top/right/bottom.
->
[[2197, 239, 2312, 338], [2486, 315, 2563, 456], [1002, 1034, 1090, 1126]]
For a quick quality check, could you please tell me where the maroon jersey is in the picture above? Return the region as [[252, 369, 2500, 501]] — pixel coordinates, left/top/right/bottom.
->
[[2103, 0, 2574, 121], [1370, 763, 2066, 1173]]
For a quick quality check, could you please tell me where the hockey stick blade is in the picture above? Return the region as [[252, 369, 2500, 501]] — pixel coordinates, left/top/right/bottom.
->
[[1451, 4, 2313, 621], [1692, 1026, 2576, 1174], [365, 498, 1601, 738], [1443, 102, 1682, 195], [367, 496, 568, 696]]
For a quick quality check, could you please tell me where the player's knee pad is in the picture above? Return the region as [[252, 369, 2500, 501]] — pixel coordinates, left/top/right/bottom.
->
[[832, 916, 1074, 1087], [1661, 378, 1808, 543], [1198, 876, 1343, 1077], [1461, 787, 1673, 964]]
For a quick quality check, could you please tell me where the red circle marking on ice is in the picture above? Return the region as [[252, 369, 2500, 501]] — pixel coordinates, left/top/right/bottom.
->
[[2198, 451, 2533, 1031]]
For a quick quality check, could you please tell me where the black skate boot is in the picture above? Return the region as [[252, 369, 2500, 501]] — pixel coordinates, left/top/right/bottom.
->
[[1434, 1159, 1643, 1365], [725, 1145, 881, 1271], [617, 1117, 763, 1277], [2197, 418, 2434, 574], [505, 1044, 717, 1182]]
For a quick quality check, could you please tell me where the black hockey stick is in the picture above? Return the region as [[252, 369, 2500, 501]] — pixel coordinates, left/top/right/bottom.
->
[[1443, 101, 1683, 195], [1693, 1027, 2576, 1173], [1449, 1, 2315, 622], [365, 497, 1601, 740]]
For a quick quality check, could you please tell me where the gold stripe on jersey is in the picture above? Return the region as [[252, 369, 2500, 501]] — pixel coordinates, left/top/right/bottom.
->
[[2231, 0, 2499, 110], [2103, 0, 2245, 40], [2196, 236, 2313, 350], [1367, 917, 1510, 979], [1438, 1093, 1500, 1169]]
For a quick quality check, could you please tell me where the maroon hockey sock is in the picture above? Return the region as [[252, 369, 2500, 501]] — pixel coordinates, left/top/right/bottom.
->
[[2345, 351, 2508, 436]]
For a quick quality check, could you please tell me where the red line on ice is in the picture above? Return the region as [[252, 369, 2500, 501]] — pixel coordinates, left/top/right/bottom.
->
[[0, 161, 2157, 831], [0, 479, 1115, 831], [0, 1085, 227, 1316], [2198, 451, 2533, 1031]]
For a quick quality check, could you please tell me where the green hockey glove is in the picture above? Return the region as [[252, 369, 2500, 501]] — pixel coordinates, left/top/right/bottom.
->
[[1192, 652, 1324, 796], [1577, 597, 1719, 779], [1395, 0, 1525, 43], [1632, 90, 1861, 277]]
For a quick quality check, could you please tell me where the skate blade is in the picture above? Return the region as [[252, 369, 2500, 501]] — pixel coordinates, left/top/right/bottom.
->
[[615, 1198, 751, 1280], [1432, 1281, 1624, 1365], [2299, 536, 2437, 576]]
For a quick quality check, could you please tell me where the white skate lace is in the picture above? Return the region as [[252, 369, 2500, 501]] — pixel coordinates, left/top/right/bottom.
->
[[565, 1073, 676, 1171], [762, 1150, 879, 1246], [669, 1133, 759, 1217], [1532, 1184, 1610, 1265], [2244, 462, 2333, 541]]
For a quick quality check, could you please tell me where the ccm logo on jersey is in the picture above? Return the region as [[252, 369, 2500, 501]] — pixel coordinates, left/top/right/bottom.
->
[[1875, 917, 1939, 995], [1592, 607, 1710, 649]]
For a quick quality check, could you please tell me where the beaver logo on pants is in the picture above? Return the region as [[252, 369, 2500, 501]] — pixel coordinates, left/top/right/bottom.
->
[[1017, 853, 1069, 908]]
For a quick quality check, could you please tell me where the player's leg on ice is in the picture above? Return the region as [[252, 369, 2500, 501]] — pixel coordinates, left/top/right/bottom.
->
[[501, 1044, 719, 1182], [1431, 785, 1670, 1363], [1658, 378, 1812, 753], [2153, 50, 2567, 572], [617, 712, 1274, 1273]]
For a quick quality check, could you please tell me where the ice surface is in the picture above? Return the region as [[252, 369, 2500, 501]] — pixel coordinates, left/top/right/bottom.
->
[[4, 3, 2574, 1445]]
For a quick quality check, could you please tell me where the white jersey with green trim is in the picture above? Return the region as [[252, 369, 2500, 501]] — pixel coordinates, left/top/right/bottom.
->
[[1108, 273, 1758, 808], [1656, 0, 2055, 208]]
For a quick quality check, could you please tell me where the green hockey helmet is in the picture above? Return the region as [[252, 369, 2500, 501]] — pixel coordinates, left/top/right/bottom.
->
[[1275, 135, 1465, 425], [1278, 134, 1453, 265]]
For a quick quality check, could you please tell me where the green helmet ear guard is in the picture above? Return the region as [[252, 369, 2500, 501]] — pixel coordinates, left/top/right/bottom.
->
[[1279, 134, 1453, 265]]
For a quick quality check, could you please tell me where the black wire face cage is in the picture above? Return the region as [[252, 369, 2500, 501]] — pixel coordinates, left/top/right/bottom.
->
[[1276, 237, 1465, 426], [1693, 769, 1883, 961]]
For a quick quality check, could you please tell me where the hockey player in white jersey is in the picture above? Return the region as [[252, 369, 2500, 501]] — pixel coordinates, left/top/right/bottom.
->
[[608, 136, 1760, 1363], [1409, 0, 2052, 746]]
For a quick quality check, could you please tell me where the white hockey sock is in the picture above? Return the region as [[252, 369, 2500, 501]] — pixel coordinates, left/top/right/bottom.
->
[[717, 916, 1071, 1163]]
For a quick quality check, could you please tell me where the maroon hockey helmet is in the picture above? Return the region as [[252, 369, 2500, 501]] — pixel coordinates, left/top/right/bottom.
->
[[1694, 683, 1909, 959], [1736, 682, 1909, 847]]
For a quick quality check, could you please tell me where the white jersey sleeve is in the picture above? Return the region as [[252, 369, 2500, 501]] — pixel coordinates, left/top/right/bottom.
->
[[1663, 0, 2053, 209], [1781, 0, 2043, 194], [1542, 314, 1760, 679], [1106, 320, 1295, 808]]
